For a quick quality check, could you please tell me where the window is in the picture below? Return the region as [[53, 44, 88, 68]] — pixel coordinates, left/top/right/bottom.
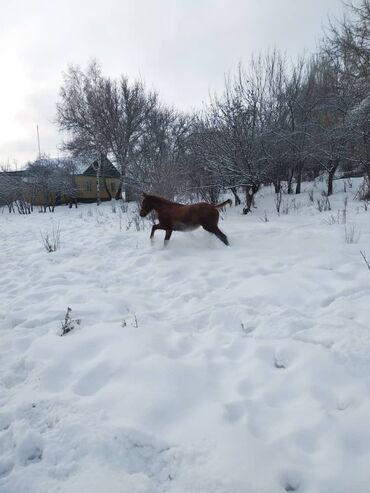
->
[[111, 182, 116, 193], [86, 180, 92, 192]]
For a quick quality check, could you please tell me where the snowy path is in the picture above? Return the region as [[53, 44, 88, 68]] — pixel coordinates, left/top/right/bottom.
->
[[1, 182, 370, 492]]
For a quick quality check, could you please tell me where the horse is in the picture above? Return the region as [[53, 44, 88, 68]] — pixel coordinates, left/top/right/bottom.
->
[[139, 193, 232, 245]]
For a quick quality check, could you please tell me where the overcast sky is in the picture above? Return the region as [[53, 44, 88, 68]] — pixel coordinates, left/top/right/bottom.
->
[[0, 0, 344, 167]]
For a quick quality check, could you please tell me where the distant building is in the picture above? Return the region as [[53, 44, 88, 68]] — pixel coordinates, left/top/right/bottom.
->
[[71, 155, 121, 203], [0, 155, 123, 207]]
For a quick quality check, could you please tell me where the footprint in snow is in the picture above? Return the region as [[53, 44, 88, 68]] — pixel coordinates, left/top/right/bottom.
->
[[16, 430, 43, 466], [284, 476, 301, 491], [0, 457, 14, 478], [223, 401, 246, 423]]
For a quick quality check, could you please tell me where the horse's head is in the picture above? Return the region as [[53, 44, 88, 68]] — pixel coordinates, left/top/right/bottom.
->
[[139, 193, 153, 217]]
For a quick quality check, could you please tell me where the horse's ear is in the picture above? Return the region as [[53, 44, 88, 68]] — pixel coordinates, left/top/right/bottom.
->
[[142, 192, 148, 197]]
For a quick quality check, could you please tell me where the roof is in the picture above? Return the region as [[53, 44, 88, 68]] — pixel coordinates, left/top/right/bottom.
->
[[82, 155, 121, 178]]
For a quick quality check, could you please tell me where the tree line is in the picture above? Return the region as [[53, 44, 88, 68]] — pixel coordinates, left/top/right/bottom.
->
[[1, 1, 369, 213]]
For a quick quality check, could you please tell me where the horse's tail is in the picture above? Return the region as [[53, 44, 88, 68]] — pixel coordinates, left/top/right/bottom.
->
[[215, 199, 232, 209]]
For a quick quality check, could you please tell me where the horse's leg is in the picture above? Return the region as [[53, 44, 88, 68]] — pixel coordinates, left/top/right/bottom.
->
[[150, 224, 161, 240], [164, 229, 173, 246], [203, 225, 229, 246], [214, 227, 229, 246]]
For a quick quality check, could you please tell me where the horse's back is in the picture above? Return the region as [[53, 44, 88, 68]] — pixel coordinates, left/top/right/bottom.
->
[[158, 202, 217, 228], [185, 202, 219, 227]]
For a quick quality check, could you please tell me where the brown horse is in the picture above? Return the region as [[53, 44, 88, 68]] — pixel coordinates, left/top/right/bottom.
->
[[139, 193, 231, 245]]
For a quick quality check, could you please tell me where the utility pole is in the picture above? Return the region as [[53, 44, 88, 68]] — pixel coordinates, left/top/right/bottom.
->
[[36, 124, 41, 159]]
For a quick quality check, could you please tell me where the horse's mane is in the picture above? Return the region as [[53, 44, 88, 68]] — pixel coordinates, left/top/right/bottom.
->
[[145, 194, 184, 206]]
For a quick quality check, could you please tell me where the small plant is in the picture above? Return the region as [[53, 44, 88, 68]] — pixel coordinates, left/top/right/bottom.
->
[[344, 224, 360, 244], [324, 210, 347, 225], [343, 196, 348, 212], [357, 178, 370, 201], [259, 211, 269, 222], [60, 307, 81, 336], [125, 208, 146, 231], [120, 202, 128, 213], [343, 179, 353, 193], [316, 197, 331, 212], [324, 213, 338, 225], [282, 200, 290, 215], [122, 314, 139, 328], [40, 224, 61, 252], [95, 208, 106, 224], [275, 191, 283, 215], [290, 198, 303, 212]]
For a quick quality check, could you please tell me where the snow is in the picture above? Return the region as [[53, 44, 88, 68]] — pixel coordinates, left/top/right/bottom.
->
[[1, 177, 370, 493]]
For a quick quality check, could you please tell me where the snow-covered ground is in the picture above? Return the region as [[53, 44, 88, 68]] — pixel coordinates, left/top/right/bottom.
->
[[1, 178, 370, 493]]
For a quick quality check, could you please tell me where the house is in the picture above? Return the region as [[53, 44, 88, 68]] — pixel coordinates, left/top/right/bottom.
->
[[72, 155, 121, 203], [0, 155, 123, 208]]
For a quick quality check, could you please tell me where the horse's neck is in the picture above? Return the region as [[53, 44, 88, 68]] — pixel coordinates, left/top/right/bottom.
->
[[151, 198, 166, 212], [151, 197, 174, 211]]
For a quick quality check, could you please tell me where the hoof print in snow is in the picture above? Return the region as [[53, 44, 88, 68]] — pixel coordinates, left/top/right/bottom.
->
[[0, 413, 12, 431], [241, 322, 255, 336], [0, 458, 14, 478], [25, 448, 43, 465], [284, 478, 300, 492], [60, 307, 81, 336], [16, 432, 43, 466], [337, 397, 351, 411], [285, 483, 299, 492], [274, 357, 286, 369]]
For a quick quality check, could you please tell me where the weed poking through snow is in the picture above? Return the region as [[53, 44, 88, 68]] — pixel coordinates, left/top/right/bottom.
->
[[60, 307, 81, 336], [40, 224, 61, 252], [344, 224, 361, 244]]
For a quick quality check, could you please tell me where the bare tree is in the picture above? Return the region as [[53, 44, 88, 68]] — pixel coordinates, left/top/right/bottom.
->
[[131, 107, 191, 199], [306, 55, 354, 195], [57, 62, 157, 199], [326, 0, 369, 81], [26, 156, 78, 211], [0, 164, 35, 213], [326, 1, 369, 182]]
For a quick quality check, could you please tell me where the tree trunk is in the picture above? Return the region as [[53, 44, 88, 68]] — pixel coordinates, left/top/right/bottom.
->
[[274, 180, 281, 194], [295, 162, 304, 194], [103, 178, 112, 200], [115, 182, 123, 201], [96, 154, 102, 206], [327, 160, 339, 196], [243, 184, 259, 215], [230, 187, 241, 206], [287, 165, 295, 194]]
